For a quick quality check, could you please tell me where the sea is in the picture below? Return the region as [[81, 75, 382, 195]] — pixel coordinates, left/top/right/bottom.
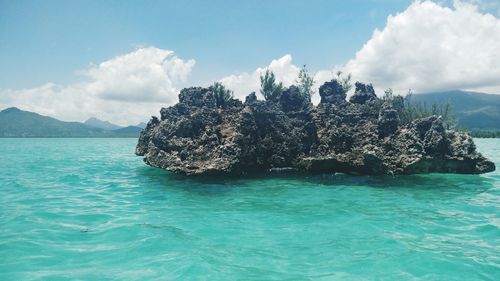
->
[[0, 138, 498, 280]]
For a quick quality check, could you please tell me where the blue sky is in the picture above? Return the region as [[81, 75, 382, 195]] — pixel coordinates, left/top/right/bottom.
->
[[1, 0, 499, 125], [0, 0, 414, 88]]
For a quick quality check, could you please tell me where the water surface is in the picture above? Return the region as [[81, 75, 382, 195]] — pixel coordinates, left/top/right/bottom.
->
[[0, 138, 499, 280]]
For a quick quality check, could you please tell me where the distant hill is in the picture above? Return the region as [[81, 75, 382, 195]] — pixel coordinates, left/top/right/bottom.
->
[[136, 122, 147, 129], [411, 90, 500, 131], [0, 108, 140, 137], [84, 117, 122, 130], [114, 125, 143, 135], [2, 90, 497, 137]]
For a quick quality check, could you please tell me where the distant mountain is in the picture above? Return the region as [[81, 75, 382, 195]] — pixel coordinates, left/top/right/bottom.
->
[[114, 125, 143, 135], [0, 108, 140, 137], [3, 90, 497, 137], [136, 122, 147, 129], [411, 90, 500, 131], [84, 117, 122, 130]]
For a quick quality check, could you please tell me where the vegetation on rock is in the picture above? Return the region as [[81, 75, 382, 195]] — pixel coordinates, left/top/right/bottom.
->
[[335, 71, 353, 95], [260, 70, 284, 101], [378, 89, 458, 129], [210, 82, 234, 108], [410, 90, 500, 131], [136, 79, 495, 176], [296, 65, 315, 101]]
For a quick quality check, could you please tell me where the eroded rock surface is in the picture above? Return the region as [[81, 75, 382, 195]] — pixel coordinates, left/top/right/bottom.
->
[[136, 82, 495, 176]]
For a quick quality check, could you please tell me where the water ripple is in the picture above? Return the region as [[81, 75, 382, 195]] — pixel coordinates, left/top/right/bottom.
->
[[0, 138, 499, 280]]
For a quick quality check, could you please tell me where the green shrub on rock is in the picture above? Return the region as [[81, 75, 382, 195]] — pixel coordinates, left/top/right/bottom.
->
[[296, 65, 315, 101], [260, 70, 284, 101], [211, 82, 233, 108]]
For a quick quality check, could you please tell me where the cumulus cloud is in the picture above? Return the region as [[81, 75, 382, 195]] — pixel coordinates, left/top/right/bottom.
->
[[85, 47, 194, 103], [2, 1, 498, 125], [220, 54, 336, 104], [0, 47, 195, 125], [220, 54, 300, 100], [462, 0, 500, 16], [343, 0, 500, 94], [221, 0, 500, 99]]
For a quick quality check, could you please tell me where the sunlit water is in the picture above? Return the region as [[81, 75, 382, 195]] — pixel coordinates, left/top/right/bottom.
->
[[0, 138, 499, 280]]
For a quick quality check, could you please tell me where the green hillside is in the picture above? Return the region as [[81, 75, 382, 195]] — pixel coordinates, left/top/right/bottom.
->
[[411, 90, 500, 131], [0, 107, 140, 137], [113, 125, 143, 135], [84, 117, 122, 130], [2, 90, 498, 137]]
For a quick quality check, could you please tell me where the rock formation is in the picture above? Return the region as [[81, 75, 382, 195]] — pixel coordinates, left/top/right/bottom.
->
[[136, 81, 495, 176]]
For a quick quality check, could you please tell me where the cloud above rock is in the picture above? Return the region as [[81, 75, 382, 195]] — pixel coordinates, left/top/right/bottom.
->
[[0, 47, 195, 125], [1, 1, 498, 125], [220, 54, 300, 100], [342, 0, 500, 94], [85, 47, 194, 103], [222, 0, 500, 99]]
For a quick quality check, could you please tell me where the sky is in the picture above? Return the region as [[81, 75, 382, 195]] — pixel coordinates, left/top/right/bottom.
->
[[0, 0, 499, 125]]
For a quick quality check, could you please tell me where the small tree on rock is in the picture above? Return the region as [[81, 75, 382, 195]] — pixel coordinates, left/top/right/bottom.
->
[[211, 82, 233, 108], [336, 71, 353, 95], [260, 69, 283, 101], [296, 64, 315, 101], [380, 88, 458, 129]]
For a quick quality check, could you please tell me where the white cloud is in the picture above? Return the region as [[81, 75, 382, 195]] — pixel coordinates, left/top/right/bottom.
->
[[220, 54, 300, 100], [342, 0, 500, 94], [461, 0, 500, 16], [221, 0, 500, 99], [152, 0, 500, 106], [220, 54, 330, 104], [2, 1, 499, 126], [0, 47, 195, 125]]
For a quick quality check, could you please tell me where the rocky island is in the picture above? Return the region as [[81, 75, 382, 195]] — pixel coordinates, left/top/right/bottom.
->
[[135, 80, 495, 176]]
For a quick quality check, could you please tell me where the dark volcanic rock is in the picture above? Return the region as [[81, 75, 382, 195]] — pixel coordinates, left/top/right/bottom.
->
[[378, 104, 399, 138], [319, 80, 346, 104], [136, 81, 495, 176], [349, 82, 377, 104], [278, 85, 309, 112]]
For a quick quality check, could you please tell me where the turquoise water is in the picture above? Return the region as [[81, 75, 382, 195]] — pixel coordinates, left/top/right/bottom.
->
[[0, 138, 499, 280]]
